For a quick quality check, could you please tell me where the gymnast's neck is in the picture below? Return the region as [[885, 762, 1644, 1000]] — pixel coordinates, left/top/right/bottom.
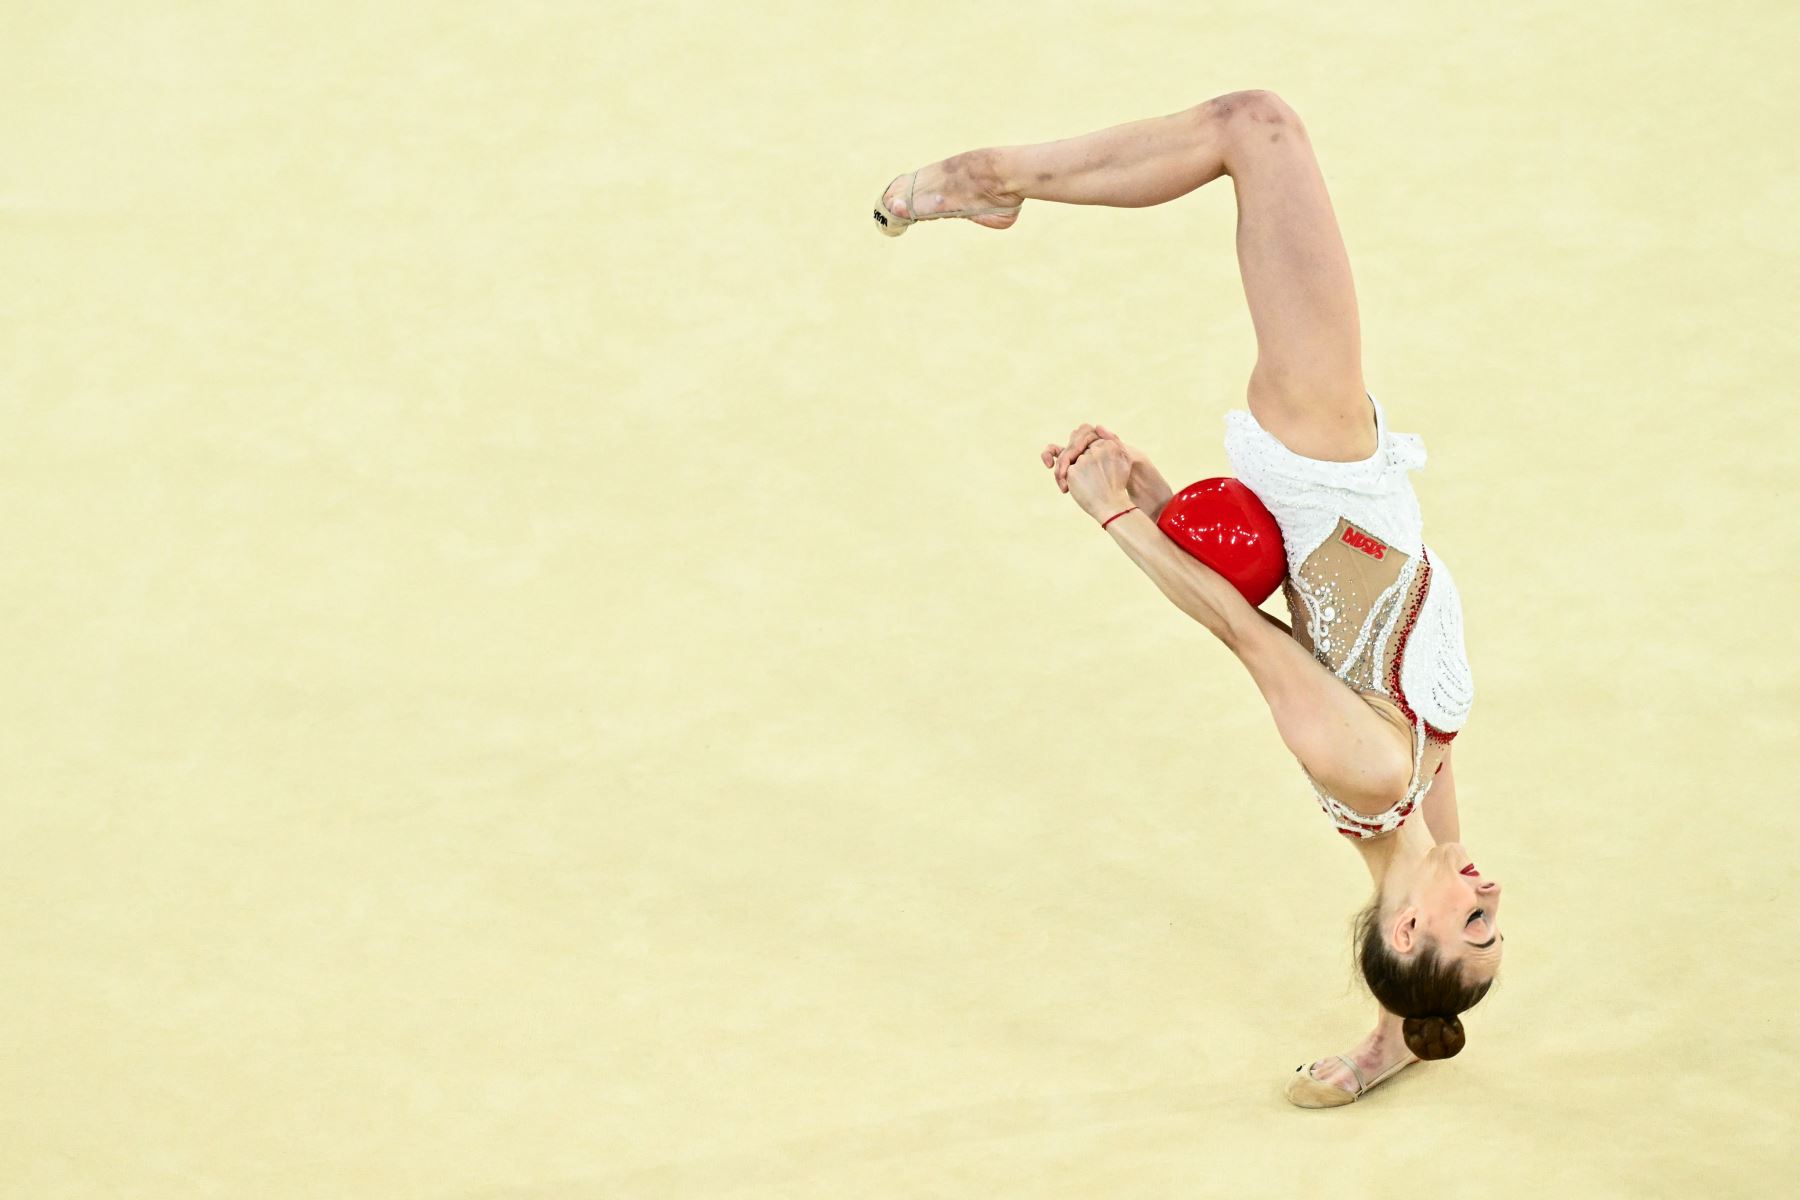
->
[[1354, 814, 1436, 889]]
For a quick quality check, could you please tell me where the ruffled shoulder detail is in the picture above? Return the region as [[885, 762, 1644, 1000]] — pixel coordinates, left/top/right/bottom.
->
[[1385, 430, 1428, 473]]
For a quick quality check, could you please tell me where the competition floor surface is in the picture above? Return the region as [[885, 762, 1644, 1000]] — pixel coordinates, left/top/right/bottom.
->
[[3, 3, 1796, 1197]]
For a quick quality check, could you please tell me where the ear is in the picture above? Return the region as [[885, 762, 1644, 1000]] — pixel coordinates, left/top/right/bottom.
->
[[1389, 906, 1422, 955]]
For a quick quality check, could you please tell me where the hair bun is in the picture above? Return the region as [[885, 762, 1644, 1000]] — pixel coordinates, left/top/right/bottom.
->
[[1402, 1013, 1467, 1060]]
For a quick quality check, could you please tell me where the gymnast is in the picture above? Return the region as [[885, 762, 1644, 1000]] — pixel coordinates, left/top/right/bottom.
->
[[874, 89, 1504, 1107]]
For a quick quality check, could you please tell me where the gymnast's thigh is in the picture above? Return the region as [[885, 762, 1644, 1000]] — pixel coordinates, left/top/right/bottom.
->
[[1221, 93, 1372, 463]]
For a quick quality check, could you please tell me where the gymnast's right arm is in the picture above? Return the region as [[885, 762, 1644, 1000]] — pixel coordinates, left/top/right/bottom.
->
[[1053, 434, 1285, 646], [1114, 440, 1177, 522], [1101, 464, 1295, 637]]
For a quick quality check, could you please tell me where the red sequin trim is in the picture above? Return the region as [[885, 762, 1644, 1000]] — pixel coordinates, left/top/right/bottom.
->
[[1325, 544, 1462, 842], [1387, 547, 1459, 745]]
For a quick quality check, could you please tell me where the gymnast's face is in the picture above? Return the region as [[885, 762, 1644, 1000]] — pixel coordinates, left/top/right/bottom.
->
[[1392, 841, 1504, 981]]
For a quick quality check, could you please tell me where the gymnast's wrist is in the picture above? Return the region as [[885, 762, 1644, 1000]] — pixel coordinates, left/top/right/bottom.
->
[[1097, 499, 1138, 530]]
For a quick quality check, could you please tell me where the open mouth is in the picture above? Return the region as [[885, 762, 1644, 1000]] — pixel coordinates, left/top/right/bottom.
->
[[1458, 863, 1479, 877]]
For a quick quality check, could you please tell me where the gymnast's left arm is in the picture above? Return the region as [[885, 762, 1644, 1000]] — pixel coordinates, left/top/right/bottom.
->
[[1049, 432, 1291, 641], [1043, 423, 1175, 521], [1100, 507, 1265, 647], [1058, 439, 1262, 648]]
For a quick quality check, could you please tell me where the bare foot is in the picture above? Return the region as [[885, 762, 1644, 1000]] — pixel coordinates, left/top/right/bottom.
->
[[1302, 1028, 1420, 1097], [880, 150, 1024, 230]]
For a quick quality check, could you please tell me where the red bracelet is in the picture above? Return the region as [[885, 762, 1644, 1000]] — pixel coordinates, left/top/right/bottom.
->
[[1100, 505, 1137, 530]]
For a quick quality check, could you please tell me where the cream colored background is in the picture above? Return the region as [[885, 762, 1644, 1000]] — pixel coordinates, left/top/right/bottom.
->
[[3, 2, 1796, 1197]]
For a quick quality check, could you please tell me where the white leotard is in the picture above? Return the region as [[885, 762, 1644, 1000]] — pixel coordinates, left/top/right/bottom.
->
[[1223, 392, 1475, 839]]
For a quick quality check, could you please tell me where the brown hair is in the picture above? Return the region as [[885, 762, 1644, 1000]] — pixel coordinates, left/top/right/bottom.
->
[[1352, 894, 1495, 1060]]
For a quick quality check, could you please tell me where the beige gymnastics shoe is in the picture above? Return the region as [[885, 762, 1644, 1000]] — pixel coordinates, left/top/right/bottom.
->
[[1285, 1052, 1420, 1108], [872, 169, 1023, 237]]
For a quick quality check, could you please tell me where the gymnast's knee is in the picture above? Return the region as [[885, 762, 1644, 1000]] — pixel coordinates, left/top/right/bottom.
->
[[1204, 90, 1306, 138]]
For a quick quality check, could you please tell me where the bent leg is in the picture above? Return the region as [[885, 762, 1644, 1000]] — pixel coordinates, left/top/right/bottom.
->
[[978, 91, 1369, 461]]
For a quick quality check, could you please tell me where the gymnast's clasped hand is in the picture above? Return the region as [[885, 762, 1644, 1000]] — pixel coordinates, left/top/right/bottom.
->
[[1041, 424, 1145, 523]]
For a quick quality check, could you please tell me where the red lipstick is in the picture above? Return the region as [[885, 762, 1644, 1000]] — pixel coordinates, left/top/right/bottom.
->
[[1459, 863, 1478, 876]]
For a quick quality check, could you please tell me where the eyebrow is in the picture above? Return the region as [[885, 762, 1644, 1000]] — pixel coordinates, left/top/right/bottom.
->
[[1471, 934, 1497, 949]]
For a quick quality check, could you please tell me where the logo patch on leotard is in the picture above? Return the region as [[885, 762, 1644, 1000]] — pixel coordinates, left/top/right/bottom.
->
[[1340, 524, 1387, 560]]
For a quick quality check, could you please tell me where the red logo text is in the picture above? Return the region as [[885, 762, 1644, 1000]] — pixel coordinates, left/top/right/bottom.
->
[[1341, 526, 1386, 559]]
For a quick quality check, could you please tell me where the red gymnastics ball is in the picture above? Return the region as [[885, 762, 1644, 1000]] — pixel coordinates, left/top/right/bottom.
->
[[1156, 478, 1288, 606]]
